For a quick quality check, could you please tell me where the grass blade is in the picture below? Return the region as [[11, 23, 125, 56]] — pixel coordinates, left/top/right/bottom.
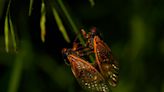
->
[[8, 42, 31, 92], [8, 57, 23, 92], [56, 0, 94, 62], [4, 16, 9, 52], [29, 0, 33, 16], [57, 0, 85, 45], [52, 6, 70, 43], [4, 0, 12, 52], [9, 15, 17, 52], [40, 1, 46, 42]]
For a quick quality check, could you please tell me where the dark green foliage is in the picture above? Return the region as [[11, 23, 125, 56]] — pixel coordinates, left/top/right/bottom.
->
[[0, 0, 164, 92]]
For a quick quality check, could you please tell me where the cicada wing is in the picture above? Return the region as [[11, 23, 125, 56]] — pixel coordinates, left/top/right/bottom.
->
[[93, 36, 119, 87], [67, 55, 111, 92]]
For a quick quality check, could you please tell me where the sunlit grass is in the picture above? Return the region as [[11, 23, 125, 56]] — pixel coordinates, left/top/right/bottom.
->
[[40, 1, 46, 42]]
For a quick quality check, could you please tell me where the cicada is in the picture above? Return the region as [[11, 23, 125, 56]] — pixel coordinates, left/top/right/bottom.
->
[[81, 27, 119, 87], [62, 45, 111, 92], [62, 27, 119, 92]]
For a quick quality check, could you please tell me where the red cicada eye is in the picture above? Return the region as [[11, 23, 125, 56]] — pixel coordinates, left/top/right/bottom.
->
[[67, 54, 111, 92]]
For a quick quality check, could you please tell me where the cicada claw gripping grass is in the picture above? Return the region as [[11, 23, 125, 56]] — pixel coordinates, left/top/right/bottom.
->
[[62, 27, 119, 92]]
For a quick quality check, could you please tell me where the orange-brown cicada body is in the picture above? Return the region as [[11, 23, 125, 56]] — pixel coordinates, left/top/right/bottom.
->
[[62, 27, 119, 92], [62, 47, 111, 92], [81, 27, 119, 87]]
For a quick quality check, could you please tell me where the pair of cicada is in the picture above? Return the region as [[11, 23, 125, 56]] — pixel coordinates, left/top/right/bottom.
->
[[62, 27, 119, 92]]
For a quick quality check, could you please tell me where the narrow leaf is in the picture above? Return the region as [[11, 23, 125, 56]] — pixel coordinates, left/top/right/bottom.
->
[[29, 0, 33, 16], [40, 2, 46, 42], [4, 16, 9, 52], [4, 0, 12, 52], [57, 0, 84, 44], [8, 56, 23, 92], [9, 16, 17, 52], [8, 42, 31, 92], [52, 7, 70, 43]]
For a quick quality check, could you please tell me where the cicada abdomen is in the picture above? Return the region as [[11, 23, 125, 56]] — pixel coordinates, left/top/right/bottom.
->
[[62, 48, 111, 92]]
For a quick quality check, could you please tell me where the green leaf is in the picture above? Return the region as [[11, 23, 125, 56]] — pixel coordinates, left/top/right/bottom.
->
[[40, 2, 46, 42], [9, 15, 17, 52], [8, 41, 32, 92], [4, 16, 9, 52], [57, 0, 85, 44], [29, 0, 33, 16], [52, 6, 70, 43], [4, 0, 12, 52]]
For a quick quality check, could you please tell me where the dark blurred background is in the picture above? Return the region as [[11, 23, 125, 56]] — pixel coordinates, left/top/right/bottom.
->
[[0, 0, 164, 92]]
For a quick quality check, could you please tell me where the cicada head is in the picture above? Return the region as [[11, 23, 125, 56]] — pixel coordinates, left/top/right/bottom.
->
[[62, 48, 73, 65]]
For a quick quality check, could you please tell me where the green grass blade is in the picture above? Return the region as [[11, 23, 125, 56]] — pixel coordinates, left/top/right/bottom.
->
[[8, 57, 23, 92], [4, 16, 9, 52], [7, 42, 31, 92], [52, 6, 70, 43], [9, 16, 17, 52], [57, 0, 85, 45], [56, 0, 95, 62], [4, 0, 12, 52], [28, 0, 33, 16], [40, 2, 46, 42]]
